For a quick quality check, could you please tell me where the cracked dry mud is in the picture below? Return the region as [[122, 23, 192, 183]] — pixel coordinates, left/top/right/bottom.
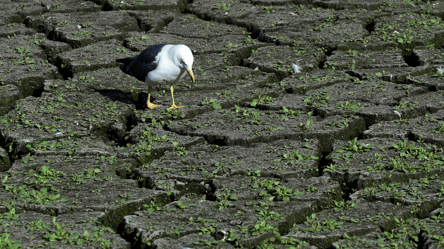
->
[[1, 0, 444, 248]]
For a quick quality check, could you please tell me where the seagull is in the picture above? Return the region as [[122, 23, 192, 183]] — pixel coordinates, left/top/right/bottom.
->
[[116, 44, 195, 109]]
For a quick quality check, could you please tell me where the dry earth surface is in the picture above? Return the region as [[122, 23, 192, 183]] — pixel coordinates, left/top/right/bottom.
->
[[1, 0, 444, 248]]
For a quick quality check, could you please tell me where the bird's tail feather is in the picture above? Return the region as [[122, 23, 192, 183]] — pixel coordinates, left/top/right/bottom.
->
[[116, 57, 134, 75], [116, 57, 133, 65], [118, 64, 129, 74]]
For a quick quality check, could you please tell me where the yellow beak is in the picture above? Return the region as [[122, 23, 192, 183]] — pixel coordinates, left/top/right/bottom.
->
[[187, 69, 195, 83]]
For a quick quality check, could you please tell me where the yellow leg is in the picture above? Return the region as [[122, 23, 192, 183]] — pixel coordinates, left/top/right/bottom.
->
[[169, 85, 184, 109], [147, 86, 160, 109]]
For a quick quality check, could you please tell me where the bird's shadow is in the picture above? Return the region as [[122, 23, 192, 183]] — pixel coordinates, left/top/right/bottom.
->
[[95, 89, 152, 110]]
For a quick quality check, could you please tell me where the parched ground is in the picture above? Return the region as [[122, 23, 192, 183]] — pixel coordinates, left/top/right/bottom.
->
[[1, 0, 444, 248]]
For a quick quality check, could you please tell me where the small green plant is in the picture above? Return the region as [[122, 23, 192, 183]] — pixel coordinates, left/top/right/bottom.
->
[[336, 101, 364, 110], [273, 60, 292, 71], [347, 14, 356, 19], [282, 106, 301, 119], [200, 98, 221, 110], [295, 119, 313, 132], [434, 123, 444, 133], [73, 31, 92, 38], [264, 6, 275, 13], [238, 108, 263, 125], [215, 2, 231, 10], [176, 200, 189, 210], [343, 137, 372, 152], [295, 213, 344, 233], [15, 46, 31, 56], [323, 121, 344, 129], [304, 90, 330, 108], [258, 179, 303, 201], [14, 57, 35, 65], [250, 95, 274, 106], [325, 16, 337, 22], [332, 200, 356, 212], [307, 186, 318, 192], [215, 189, 237, 210]]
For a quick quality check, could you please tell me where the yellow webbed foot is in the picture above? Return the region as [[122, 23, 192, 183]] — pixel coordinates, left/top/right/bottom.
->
[[147, 101, 160, 109], [169, 104, 184, 110], [169, 85, 184, 109], [147, 92, 160, 109]]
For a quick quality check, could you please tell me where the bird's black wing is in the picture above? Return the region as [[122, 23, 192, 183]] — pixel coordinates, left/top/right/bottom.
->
[[125, 44, 166, 82]]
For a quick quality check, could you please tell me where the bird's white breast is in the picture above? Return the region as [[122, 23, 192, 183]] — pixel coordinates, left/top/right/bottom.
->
[[146, 45, 186, 84]]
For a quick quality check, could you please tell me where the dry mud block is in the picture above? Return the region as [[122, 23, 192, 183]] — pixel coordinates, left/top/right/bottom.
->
[[351, 174, 444, 206], [397, 91, 444, 115], [28, 0, 101, 13], [187, 0, 259, 26], [0, 210, 130, 248], [407, 73, 444, 91], [339, 11, 444, 51], [312, 0, 389, 10], [243, 45, 325, 78], [126, 122, 206, 165], [0, 23, 35, 38], [0, 33, 50, 60], [121, 196, 318, 248], [159, 13, 248, 39], [1, 155, 169, 225], [167, 106, 366, 151], [364, 109, 444, 148], [369, 12, 444, 48], [346, 65, 434, 84], [419, 207, 444, 249], [0, 147, 10, 172], [0, 1, 47, 25], [123, 173, 340, 248], [327, 136, 444, 193], [46, 67, 146, 106], [0, 91, 134, 159], [55, 39, 135, 76], [287, 201, 419, 249], [211, 174, 341, 208], [262, 18, 369, 48], [92, 0, 188, 11], [226, 4, 336, 32], [263, 78, 429, 125], [333, 207, 444, 248], [131, 139, 321, 193], [0, 56, 60, 96], [150, 233, 235, 249], [324, 48, 408, 70], [39, 38, 74, 64], [0, 34, 61, 99], [414, 47, 444, 66], [127, 9, 183, 33], [265, 70, 351, 96], [188, 0, 336, 32], [0, 85, 21, 116], [47, 67, 146, 96], [332, 229, 416, 249], [25, 11, 139, 48]]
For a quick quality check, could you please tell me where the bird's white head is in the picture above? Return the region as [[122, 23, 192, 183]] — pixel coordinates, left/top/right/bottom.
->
[[175, 45, 195, 83]]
